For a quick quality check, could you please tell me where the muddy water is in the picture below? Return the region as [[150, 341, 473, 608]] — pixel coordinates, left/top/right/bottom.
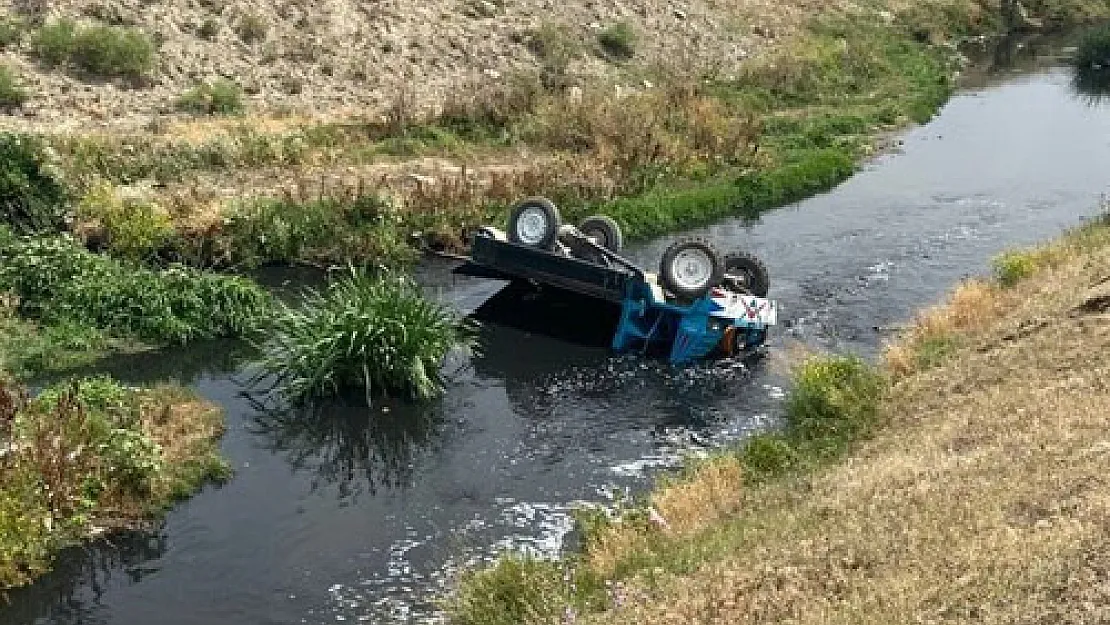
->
[[5, 40, 1110, 625]]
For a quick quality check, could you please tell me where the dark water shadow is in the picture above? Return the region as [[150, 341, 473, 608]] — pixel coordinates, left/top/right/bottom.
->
[[470, 281, 622, 350], [0, 531, 166, 625], [1072, 66, 1110, 104], [247, 394, 447, 499]]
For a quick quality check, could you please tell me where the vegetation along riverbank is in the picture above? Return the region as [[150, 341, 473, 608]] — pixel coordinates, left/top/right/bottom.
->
[[450, 206, 1110, 624], [1, 0, 1107, 272]]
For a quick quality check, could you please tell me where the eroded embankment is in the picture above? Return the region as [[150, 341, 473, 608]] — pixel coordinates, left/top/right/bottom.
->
[[451, 209, 1110, 625]]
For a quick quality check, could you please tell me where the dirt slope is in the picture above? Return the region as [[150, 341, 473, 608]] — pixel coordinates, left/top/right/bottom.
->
[[0, 0, 828, 132]]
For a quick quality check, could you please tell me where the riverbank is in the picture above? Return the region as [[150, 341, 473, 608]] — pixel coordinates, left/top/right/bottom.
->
[[0, 376, 229, 590], [0, 1, 1042, 270], [451, 206, 1110, 624]]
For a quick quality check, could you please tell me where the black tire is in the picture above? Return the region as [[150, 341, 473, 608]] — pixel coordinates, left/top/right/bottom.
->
[[722, 251, 771, 297], [659, 238, 724, 300], [508, 197, 561, 250], [578, 215, 623, 251]]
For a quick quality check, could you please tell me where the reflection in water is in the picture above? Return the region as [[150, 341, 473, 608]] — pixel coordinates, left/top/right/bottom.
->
[[45, 339, 254, 388], [1, 531, 166, 625], [1072, 66, 1110, 103], [249, 395, 446, 497]]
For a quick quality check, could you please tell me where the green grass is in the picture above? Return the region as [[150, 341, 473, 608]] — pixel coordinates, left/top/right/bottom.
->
[[0, 17, 25, 50], [254, 264, 474, 404], [0, 233, 271, 345], [598, 22, 637, 60], [32, 19, 77, 66], [31, 20, 155, 82], [993, 249, 1040, 287], [0, 316, 140, 378]]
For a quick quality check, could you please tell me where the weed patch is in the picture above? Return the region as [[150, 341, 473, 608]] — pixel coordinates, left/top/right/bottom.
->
[[254, 265, 473, 404], [191, 193, 416, 268], [598, 22, 637, 60], [77, 183, 174, 261], [176, 80, 246, 116], [0, 375, 226, 589], [0, 65, 28, 108], [993, 249, 1039, 286], [0, 235, 270, 344], [0, 133, 69, 235], [32, 20, 156, 82], [0, 17, 25, 50]]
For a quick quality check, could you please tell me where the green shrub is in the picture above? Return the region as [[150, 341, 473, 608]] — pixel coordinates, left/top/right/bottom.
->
[[176, 79, 246, 115], [993, 250, 1037, 287], [0, 133, 69, 234], [255, 264, 474, 403], [0, 18, 26, 50], [197, 18, 220, 40], [31, 19, 77, 66], [0, 235, 271, 344], [77, 183, 174, 260], [1074, 22, 1110, 70], [0, 375, 225, 588], [598, 22, 636, 60], [0, 66, 28, 108], [32, 20, 155, 80], [70, 25, 156, 80], [451, 557, 567, 625], [785, 356, 884, 456], [740, 433, 800, 480]]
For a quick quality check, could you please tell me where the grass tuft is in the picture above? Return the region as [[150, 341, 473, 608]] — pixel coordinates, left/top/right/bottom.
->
[[32, 19, 155, 81], [254, 265, 474, 404], [0, 65, 29, 108], [176, 80, 246, 116], [993, 249, 1039, 287]]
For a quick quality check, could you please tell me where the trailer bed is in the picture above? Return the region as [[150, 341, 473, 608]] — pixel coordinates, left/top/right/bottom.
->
[[453, 231, 637, 303]]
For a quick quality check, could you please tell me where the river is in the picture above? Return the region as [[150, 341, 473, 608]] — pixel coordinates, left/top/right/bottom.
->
[[3, 35, 1109, 625]]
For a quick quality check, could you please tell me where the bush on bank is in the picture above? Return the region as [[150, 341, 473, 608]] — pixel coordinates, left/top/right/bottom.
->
[[254, 265, 474, 404], [0, 232, 270, 345], [0, 133, 69, 235], [0, 375, 227, 589]]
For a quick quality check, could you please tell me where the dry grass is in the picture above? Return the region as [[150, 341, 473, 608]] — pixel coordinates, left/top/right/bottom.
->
[[572, 217, 1110, 625], [883, 279, 1002, 377]]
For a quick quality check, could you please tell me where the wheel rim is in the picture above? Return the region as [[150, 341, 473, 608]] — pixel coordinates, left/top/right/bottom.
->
[[672, 248, 714, 291], [515, 207, 548, 245]]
